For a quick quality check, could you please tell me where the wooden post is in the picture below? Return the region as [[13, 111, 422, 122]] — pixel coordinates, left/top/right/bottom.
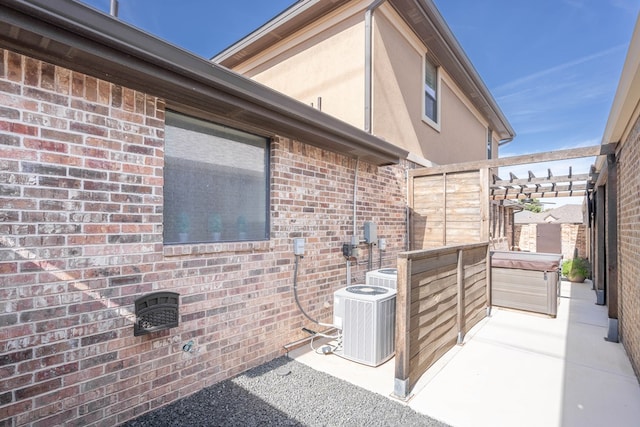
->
[[605, 154, 618, 342], [457, 248, 465, 344], [442, 173, 447, 246], [486, 243, 492, 316], [394, 256, 412, 399], [596, 186, 606, 305], [480, 168, 490, 242]]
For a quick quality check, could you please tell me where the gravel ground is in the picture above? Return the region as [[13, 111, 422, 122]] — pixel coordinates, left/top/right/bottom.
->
[[123, 356, 448, 427]]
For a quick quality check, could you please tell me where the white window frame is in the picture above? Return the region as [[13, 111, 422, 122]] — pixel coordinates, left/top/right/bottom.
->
[[422, 54, 441, 132]]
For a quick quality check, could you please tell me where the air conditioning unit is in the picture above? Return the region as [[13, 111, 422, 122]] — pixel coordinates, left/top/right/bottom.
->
[[333, 285, 396, 366], [366, 268, 398, 290]]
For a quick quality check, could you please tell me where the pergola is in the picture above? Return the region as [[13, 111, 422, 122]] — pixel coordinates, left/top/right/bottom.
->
[[410, 141, 619, 338]]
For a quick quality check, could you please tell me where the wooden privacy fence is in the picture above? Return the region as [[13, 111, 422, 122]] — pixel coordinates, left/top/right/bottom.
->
[[410, 169, 489, 249], [393, 242, 490, 399]]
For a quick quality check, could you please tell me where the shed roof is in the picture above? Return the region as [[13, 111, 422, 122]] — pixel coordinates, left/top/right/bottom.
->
[[515, 204, 585, 225], [213, 0, 515, 142], [0, 0, 408, 166]]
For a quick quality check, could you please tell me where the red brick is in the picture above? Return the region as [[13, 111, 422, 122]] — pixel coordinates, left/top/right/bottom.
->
[[15, 378, 61, 399], [0, 49, 410, 427], [0, 399, 32, 422]]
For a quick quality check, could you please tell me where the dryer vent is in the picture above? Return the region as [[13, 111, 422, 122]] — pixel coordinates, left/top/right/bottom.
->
[[134, 292, 180, 336]]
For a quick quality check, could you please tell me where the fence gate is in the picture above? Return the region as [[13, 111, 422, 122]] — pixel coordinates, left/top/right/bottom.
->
[[536, 223, 562, 254]]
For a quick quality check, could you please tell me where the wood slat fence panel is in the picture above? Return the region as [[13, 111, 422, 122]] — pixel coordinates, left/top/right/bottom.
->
[[410, 169, 487, 249], [394, 242, 489, 400]]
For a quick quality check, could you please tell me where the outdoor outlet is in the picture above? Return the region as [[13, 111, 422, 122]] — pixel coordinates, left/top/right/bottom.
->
[[293, 238, 305, 256], [378, 238, 386, 251]]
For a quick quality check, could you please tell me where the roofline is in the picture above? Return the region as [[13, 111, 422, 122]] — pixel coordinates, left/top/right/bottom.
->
[[601, 14, 640, 145], [595, 13, 640, 174], [211, 0, 328, 62], [0, 0, 408, 166], [415, 0, 515, 141], [213, 0, 515, 141]]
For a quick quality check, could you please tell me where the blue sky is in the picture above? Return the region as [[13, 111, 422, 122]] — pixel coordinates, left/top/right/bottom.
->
[[81, 0, 638, 203]]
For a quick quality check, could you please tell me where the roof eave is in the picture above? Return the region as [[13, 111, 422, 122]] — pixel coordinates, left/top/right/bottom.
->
[[0, 0, 407, 166], [389, 0, 515, 141]]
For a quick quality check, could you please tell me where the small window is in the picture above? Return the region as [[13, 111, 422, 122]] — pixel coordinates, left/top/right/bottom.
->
[[423, 56, 439, 127], [163, 111, 269, 244]]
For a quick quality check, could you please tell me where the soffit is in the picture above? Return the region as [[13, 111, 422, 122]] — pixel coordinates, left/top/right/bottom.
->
[[212, 0, 351, 64], [0, 0, 406, 166]]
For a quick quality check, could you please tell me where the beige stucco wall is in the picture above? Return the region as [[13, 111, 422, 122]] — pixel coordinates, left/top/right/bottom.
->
[[236, 4, 367, 130], [372, 6, 488, 164], [227, 1, 491, 165]]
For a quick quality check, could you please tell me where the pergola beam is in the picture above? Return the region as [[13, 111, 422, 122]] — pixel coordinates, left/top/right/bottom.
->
[[492, 190, 588, 200], [492, 183, 588, 197], [491, 173, 591, 187], [414, 144, 617, 175]]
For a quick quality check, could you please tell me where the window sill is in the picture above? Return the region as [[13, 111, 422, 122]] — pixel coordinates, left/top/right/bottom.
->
[[163, 240, 272, 257], [422, 116, 441, 132]]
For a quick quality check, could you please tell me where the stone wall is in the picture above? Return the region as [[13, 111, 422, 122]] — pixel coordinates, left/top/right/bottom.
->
[[0, 49, 408, 426], [618, 113, 640, 378]]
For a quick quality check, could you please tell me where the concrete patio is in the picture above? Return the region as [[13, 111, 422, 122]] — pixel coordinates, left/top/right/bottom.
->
[[288, 279, 640, 426]]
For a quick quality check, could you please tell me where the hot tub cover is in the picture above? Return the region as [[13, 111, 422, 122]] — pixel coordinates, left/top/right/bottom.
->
[[491, 251, 562, 272]]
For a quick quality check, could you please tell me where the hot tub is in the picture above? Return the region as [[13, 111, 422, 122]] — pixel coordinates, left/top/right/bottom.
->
[[491, 251, 562, 317]]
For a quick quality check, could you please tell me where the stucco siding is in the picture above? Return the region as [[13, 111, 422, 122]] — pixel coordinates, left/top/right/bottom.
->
[[373, 8, 488, 164], [242, 11, 366, 130]]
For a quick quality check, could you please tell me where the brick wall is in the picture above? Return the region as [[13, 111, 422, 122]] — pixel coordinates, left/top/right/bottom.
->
[[618, 114, 640, 378], [514, 223, 586, 260], [0, 49, 408, 426]]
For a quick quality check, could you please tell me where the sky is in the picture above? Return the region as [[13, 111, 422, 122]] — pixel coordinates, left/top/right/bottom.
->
[[81, 0, 639, 207]]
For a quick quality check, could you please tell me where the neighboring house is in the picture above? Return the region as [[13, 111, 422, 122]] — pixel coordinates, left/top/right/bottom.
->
[[490, 200, 521, 251], [592, 14, 640, 376], [213, 0, 515, 166], [514, 204, 587, 260]]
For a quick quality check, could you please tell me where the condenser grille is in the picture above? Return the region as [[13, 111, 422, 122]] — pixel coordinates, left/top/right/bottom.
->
[[366, 269, 398, 290], [339, 289, 396, 366]]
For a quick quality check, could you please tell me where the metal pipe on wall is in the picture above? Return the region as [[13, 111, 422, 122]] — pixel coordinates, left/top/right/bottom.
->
[[364, 0, 388, 133], [110, 0, 119, 17]]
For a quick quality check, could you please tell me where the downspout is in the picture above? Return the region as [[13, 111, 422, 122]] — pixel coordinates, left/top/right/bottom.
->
[[365, 0, 388, 133]]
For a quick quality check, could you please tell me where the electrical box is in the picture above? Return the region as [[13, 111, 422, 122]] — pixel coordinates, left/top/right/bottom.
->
[[378, 238, 386, 251], [364, 222, 377, 244], [293, 238, 305, 256], [342, 243, 352, 258]]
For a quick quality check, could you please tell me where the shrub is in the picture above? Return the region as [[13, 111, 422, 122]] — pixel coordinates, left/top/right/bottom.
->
[[562, 257, 590, 282]]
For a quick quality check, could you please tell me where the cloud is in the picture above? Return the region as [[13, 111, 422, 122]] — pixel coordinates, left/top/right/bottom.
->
[[494, 45, 626, 94], [610, 0, 640, 13]]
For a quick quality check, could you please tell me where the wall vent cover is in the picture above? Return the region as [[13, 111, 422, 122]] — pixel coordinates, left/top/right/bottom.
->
[[134, 292, 180, 336]]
